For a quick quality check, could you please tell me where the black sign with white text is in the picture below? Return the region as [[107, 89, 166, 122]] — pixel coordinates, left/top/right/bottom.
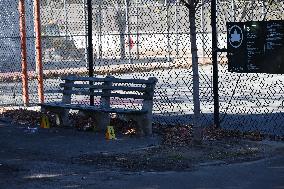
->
[[227, 20, 284, 74]]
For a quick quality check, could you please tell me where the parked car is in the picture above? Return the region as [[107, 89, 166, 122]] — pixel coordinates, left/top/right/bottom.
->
[[42, 23, 84, 60]]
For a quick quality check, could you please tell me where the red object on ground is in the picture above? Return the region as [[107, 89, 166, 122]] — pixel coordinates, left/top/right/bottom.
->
[[129, 36, 134, 49]]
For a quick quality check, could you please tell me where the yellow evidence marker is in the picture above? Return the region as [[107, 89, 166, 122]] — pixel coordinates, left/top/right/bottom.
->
[[40, 115, 50, 129], [106, 126, 116, 140]]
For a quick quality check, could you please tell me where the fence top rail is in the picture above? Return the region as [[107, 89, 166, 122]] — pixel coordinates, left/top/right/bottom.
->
[[61, 76, 158, 85]]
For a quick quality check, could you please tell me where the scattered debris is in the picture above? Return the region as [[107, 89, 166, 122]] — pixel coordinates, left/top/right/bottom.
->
[[0, 109, 139, 136], [71, 113, 97, 131], [25, 127, 38, 134], [0, 109, 57, 126], [1, 109, 283, 142], [157, 124, 193, 146]]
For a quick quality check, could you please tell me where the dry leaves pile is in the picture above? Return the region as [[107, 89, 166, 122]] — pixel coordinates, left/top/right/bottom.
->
[[0, 109, 138, 135], [202, 126, 284, 141], [71, 113, 97, 131], [72, 150, 193, 172], [1, 109, 283, 142], [157, 124, 193, 146], [110, 117, 138, 136], [72, 114, 138, 135], [0, 109, 57, 126]]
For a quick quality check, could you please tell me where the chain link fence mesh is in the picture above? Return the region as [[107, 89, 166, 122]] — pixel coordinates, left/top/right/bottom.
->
[[0, 0, 38, 106], [0, 0, 283, 136], [217, 0, 284, 135]]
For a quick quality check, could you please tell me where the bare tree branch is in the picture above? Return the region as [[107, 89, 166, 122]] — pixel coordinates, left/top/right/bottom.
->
[[195, 0, 210, 10], [180, 0, 210, 11], [180, 0, 191, 9]]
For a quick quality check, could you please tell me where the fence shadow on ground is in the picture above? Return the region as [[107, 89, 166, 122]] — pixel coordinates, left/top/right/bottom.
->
[[154, 112, 284, 136]]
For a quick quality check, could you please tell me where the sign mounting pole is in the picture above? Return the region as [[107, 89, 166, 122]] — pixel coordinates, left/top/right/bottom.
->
[[211, 0, 220, 128], [87, 0, 94, 106]]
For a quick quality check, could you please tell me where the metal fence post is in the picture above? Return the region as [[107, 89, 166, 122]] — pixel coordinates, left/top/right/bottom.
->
[[87, 0, 94, 106], [211, 0, 220, 128], [125, 0, 132, 64], [34, 0, 44, 103], [19, 0, 29, 106]]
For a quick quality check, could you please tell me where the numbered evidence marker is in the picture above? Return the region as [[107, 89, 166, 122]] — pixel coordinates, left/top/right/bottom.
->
[[106, 126, 116, 140], [40, 115, 50, 129]]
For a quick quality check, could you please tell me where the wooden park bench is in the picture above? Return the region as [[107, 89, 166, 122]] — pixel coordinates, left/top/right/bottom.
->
[[40, 75, 158, 135]]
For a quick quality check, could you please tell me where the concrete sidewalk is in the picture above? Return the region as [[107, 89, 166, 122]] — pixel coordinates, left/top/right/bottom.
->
[[0, 121, 283, 189]]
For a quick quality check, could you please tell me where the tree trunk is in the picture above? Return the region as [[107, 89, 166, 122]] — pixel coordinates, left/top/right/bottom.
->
[[189, 6, 202, 143]]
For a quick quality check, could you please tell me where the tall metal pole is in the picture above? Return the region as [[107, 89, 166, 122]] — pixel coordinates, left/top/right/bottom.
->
[[34, 0, 44, 103], [125, 0, 132, 64], [166, 1, 171, 62], [84, 0, 88, 63], [19, 0, 29, 106], [232, 0, 236, 22], [136, 0, 139, 59], [99, 0, 102, 59], [211, 0, 220, 128], [64, 0, 68, 37], [175, 1, 179, 58], [87, 0, 94, 106], [201, 0, 205, 61]]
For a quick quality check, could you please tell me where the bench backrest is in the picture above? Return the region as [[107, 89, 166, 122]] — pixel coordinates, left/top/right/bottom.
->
[[59, 76, 158, 108]]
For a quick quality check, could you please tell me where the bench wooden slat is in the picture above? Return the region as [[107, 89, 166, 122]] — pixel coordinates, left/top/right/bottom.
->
[[45, 89, 63, 94], [62, 90, 147, 99], [61, 76, 157, 84], [40, 103, 147, 114], [59, 83, 147, 92]]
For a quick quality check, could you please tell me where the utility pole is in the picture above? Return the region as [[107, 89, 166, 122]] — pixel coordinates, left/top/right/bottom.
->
[[125, 0, 132, 64], [87, 0, 94, 105], [211, 0, 220, 128], [34, 0, 44, 103], [19, 0, 29, 106]]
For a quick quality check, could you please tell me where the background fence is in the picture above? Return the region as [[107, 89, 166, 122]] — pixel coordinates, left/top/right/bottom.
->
[[0, 0, 283, 136]]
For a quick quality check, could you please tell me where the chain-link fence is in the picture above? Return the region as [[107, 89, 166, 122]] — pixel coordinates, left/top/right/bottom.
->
[[0, 0, 38, 106], [0, 0, 283, 136], [40, 0, 214, 126], [216, 0, 284, 135]]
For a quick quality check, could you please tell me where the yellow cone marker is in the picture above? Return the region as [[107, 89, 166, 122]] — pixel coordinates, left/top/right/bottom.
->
[[40, 115, 50, 129], [106, 126, 116, 140]]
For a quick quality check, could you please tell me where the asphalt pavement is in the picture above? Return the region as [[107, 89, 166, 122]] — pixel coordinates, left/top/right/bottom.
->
[[0, 121, 284, 189]]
